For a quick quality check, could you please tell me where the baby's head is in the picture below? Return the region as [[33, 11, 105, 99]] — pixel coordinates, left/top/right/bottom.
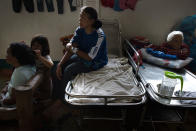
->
[[31, 35, 50, 56], [167, 31, 184, 50]]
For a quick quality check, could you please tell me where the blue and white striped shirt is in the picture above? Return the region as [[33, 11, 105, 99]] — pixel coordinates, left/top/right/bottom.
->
[[70, 27, 108, 70]]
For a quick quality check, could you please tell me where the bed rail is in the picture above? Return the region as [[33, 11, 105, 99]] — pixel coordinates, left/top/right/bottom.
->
[[124, 39, 140, 77], [64, 19, 146, 106], [101, 19, 122, 56], [65, 73, 146, 106], [146, 83, 196, 100], [138, 61, 196, 107]]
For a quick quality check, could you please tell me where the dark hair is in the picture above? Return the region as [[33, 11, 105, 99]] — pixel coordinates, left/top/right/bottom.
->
[[9, 42, 35, 66], [31, 35, 50, 56], [82, 6, 102, 29]]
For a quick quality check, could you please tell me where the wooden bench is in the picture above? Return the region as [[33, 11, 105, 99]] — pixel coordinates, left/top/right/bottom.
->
[[0, 72, 47, 131]]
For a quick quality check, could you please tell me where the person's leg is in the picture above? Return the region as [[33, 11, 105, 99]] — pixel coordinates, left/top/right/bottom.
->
[[44, 57, 93, 120], [51, 55, 80, 99], [52, 56, 92, 100]]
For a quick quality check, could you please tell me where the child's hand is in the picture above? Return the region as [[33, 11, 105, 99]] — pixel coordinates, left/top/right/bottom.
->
[[63, 40, 70, 46], [65, 43, 72, 52], [34, 50, 42, 58], [56, 63, 62, 80]]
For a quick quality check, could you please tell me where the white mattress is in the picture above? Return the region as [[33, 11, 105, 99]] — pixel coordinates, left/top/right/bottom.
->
[[67, 57, 142, 103]]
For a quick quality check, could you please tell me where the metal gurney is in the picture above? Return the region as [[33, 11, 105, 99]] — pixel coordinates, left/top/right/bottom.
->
[[125, 40, 196, 130], [64, 19, 147, 130]]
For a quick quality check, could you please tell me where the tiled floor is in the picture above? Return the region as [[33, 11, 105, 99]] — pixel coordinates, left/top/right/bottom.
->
[[1, 110, 196, 131]]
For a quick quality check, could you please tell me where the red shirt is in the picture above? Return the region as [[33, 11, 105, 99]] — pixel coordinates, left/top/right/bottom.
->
[[149, 43, 190, 60]]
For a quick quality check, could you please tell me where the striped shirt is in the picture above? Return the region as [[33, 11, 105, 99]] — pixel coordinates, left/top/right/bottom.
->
[[70, 27, 108, 70]]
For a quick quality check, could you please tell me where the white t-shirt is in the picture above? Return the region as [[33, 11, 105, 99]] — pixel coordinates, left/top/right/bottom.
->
[[5, 65, 36, 99]]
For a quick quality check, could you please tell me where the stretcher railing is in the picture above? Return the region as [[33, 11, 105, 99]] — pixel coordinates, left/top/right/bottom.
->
[[125, 40, 196, 107], [146, 83, 196, 100], [63, 20, 147, 131], [124, 39, 140, 77], [65, 80, 146, 106]]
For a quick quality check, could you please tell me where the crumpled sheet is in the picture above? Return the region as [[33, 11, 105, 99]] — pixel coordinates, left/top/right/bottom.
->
[[67, 57, 142, 104]]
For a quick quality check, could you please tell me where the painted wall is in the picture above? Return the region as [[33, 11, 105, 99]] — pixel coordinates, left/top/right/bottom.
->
[[0, 0, 196, 60]]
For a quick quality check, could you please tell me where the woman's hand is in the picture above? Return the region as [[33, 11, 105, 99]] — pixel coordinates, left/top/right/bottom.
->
[[34, 49, 42, 58], [56, 63, 62, 80]]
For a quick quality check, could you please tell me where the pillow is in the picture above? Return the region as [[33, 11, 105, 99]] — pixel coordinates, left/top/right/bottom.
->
[[140, 48, 193, 69]]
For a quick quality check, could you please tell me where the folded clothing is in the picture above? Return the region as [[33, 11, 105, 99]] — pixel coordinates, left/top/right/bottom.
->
[[175, 90, 196, 105], [120, 0, 138, 10], [130, 36, 151, 50], [101, 0, 114, 8], [126, 0, 138, 10]]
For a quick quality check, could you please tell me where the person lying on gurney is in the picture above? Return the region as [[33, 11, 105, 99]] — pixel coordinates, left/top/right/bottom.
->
[[148, 31, 190, 60]]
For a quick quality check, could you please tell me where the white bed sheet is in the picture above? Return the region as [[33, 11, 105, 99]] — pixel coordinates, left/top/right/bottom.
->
[[68, 57, 142, 103]]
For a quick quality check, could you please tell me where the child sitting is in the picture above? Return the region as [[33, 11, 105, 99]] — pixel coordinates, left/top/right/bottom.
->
[[149, 31, 190, 60], [31, 35, 54, 100], [0, 43, 36, 106], [31, 35, 53, 72]]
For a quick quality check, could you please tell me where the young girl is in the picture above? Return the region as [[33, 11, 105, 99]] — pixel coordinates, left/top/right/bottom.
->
[[0, 42, 36, 106], [31, 35, 53, 72], [44, 6, 108, 117], [31, 35, 54, 100]]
